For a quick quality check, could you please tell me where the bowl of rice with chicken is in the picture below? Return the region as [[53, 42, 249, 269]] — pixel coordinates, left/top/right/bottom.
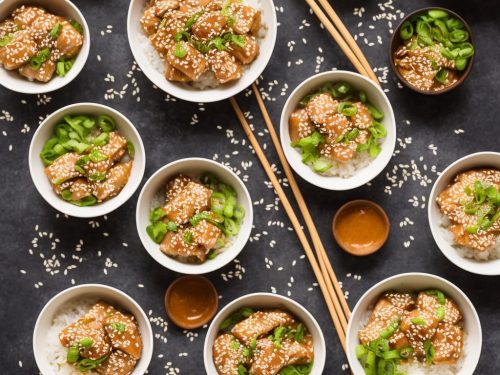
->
[[346, 273, 481, 375], [280, 70, 396, 191], [33, 284, 153, 375], [428, 152, 500, 275], [127, 0, 277, 102]]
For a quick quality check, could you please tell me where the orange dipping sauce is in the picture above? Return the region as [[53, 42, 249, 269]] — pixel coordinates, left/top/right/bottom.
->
[[333, 200, 389, 256], [165, 276, 218, 329]]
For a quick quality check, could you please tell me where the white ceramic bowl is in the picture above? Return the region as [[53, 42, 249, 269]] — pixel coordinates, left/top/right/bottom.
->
[[203, 292, 326, 374], [33, 284, 154, 375], [428, 151, 500, 276], [0, 0, 90, 94], [280, 71, 396, 190], [346, 273, 482, 375], [29, 102, 146, 218], [136, 157, 253, 274], [127, 0, 277, 103]]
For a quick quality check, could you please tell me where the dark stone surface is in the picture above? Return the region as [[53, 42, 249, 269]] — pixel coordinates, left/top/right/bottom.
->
[[0, 0, 499, 373]]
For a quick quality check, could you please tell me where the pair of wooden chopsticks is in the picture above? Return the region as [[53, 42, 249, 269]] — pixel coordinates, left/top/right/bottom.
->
[[229, 0, 380, 352], [305, 0, 380, 85], [230, 84, 351, 351]]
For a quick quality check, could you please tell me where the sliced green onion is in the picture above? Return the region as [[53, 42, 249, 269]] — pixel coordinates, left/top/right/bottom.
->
[[207, 249, 218, 260], [383, 350, 401, 360], [89, 148, 108, 163], [97, 115, 116, 132], [219, 307, 254, 330], [146, 221, 168, 243], [449, 29, 469, 43], [425, 289, 446, 305], [358, 90, 367, 103], [175, 42, 187, 58], [465, 225, 478, 234], [150, 207, 166, 222], [355, 344, 368, 359], [29, 47, 50, 70], [92, 132, 109, 146], [399, 346, 414, 359], [424, 339, 435, 364], [345, 128, 360, 141], [446, 18, 464, 30], [66, 346, 79, 363], [0, 34, 13, 47], [126, 140, 135, 157], [455, 57, 468, 71], [411, 317, 426, 325], [72, 195, 97, 207], [366, 103, 384, 120], [70, 20, 84, 34], [312, 158, 332, 173], [428, 9, 448, 19], [400, 21, 414, 40], [437, 306, 446, 321], [108, 322, 126, 333], [338, 102, 358, 116], [368, 122, 387, 139], [435, 68, 448, 84], [166, 221, 178, 232], [79, 338, 93, 349], [50, 23, 62, 39], [183, 230, 193, 244], [224, 218, 239, 236], [233, 204, 245, 220]]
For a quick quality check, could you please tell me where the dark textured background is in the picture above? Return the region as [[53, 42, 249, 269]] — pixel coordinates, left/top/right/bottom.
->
[[0, 0, 499, 373]]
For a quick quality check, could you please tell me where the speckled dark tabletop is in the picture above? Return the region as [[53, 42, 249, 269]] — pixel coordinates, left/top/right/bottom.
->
[[0, 0, 499, 374]]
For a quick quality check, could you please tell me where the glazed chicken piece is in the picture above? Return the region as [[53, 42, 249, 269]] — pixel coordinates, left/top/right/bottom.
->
[[12, 5, 45, 28], [0, 18, 17, 38], [320, 140, 357, 162], [140, 6, 161, 36], [191, 11, 227, 41], [30, 14, 60, 42], [68, 178, 93, 201], [191, 212, 223, 249], [384, 291, 416, 311], [160, 229, 207, 263], [250, 336, 314, 375], [229, 35, 259, 64], [288, 109, 315, 143], [231, 310, 295, 346], [448, 224, 498, 252], [358, 297, 402, 345], [163, 180, 212, 225], [93, 161, 133, 202], [96, 132, 128, 161], [206, 49, 242, 84], [59, 315, 112, 360], [154, 0, 181, 17], [321, 113, 349, 138], [431, 322, 463, 365], [351, 102, 373, 129], [165, 62, 192, 81], [305, 93, 337, 125], [165, 175, 193, 201], [18, 59, 56, 82], [400, 309, 439, 357], [87, 301, 118, 321], [166, 41, 207, 81], [416, 291, 462, 325], [213, 334, 247, 375], [0, 29, 37, 70], [228, 3, 261, 35], [96, 350, 137, 375], [56, 20, 83, 59], [45, 152, 81, 185], [389, 330, 411, 350], [180, 0, 211, 12], [104, 310, 143, 360]]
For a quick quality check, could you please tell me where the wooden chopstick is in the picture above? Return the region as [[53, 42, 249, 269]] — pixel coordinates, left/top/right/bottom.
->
[[304, 0, 380, 85], [229, 96, 348, 351], [251, 84, 351, 322], [316, 0, 379, 85]]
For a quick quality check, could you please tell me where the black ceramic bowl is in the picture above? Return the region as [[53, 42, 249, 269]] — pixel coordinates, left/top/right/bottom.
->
[[389, 7, 474, 95]]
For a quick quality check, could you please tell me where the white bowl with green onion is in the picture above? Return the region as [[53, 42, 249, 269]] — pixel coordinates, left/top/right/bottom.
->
[[29, 103, 145, 218], [280, 70, 396, 190], [346, 273, 482, 375], [136, 158, 253, 274], [0, 0, 90, 94], [428, 152, 500, 275], [203, 292, 326, 374], [33, 284, 153, 375]]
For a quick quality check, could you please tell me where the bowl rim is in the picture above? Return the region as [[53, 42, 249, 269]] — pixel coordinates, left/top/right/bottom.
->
[[279, 70, 396, 190], [32, 283, 154, 375], [346, 272, 482, 375], [126, 0, 278, 103], [0, 0, 91, 94], [203, 292, 326, 374], [332, 199, 390, 256], [28, 102, 146, 218], [388, 6, 474, 95], [135, 157, 254, 274], [427, 151, 500, 275]]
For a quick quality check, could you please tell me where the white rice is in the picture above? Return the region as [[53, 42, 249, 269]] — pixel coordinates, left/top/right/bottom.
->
[[140, 0, 266, 90], [438, 214, 500, 261], [45, 298, 99, 375], [316, 151, 374, 178]]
